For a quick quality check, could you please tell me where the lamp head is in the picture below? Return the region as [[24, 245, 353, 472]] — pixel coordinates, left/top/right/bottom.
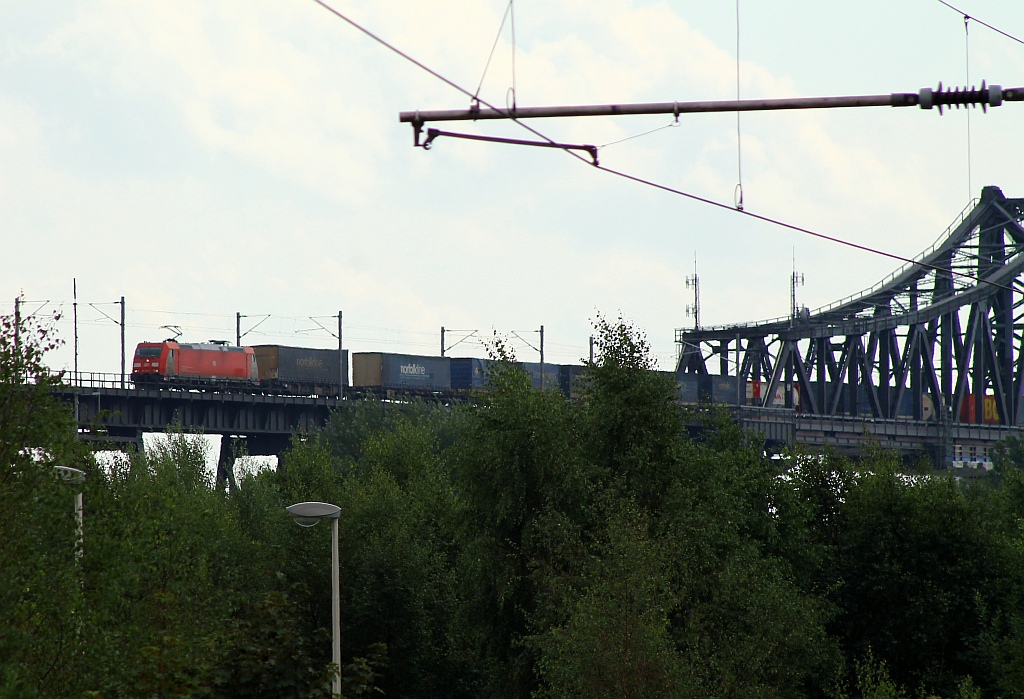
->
[[54, 466, 86, 484], [286, 501, 341, 527]]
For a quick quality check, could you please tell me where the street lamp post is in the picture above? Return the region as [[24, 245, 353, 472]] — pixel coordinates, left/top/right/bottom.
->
[[286, 501, 342, 696], [54, 465, 86, 559]]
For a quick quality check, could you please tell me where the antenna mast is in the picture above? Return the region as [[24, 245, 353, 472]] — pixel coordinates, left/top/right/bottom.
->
[[790, 251, 805, 327], [685, 257, 700, 330]]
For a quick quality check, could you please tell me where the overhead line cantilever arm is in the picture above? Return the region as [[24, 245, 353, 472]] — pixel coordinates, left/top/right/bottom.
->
[[400, 83, 1023, 125], [423, 128, 599, 164]]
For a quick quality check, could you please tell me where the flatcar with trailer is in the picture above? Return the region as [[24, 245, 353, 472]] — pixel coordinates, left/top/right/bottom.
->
[[352, 352, 452, 393], [450, 357, 563, 391], [253, 345, 348, 396]]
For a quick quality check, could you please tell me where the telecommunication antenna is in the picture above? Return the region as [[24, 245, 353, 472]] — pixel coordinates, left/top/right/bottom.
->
[[685, 257, 700, 330], [790, 251, 805, 327]]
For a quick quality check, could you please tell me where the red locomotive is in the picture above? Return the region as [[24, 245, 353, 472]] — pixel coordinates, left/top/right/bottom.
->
[[131, 341, 258, 386]]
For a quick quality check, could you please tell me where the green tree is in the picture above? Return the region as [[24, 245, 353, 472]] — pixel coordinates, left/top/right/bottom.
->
[[450, 346, 589, 699], [816, 452, 1008, 696], [0, 308, 90, 698]]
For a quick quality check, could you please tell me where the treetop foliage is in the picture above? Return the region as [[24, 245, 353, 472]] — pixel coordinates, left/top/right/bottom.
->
[[7, 310, 1024, 698]]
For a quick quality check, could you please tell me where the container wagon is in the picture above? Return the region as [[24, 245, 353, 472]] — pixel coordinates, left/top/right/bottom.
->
[[253, 345, 347, 395], [450, 357, 562, 391], [352, 353, 451, 392]]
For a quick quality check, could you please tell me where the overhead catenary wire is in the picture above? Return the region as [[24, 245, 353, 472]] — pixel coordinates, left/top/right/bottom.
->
[[41, 305, 594, 368], [935, 0, 1024, 46], [473, 0, 515, 102], [597, 120, 678, 149], [590, 161, 1015, 293], [308, 0, 1018, 295]]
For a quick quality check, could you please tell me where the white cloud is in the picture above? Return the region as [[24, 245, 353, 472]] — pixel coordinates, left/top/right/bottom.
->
[[2, 0, 1023, 375]]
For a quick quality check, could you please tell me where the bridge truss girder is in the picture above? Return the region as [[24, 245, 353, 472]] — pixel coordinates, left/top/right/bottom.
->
[[676, 186, 1024, 426]]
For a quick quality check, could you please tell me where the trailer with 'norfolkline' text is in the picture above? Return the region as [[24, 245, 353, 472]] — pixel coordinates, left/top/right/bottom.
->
[[352, 352, 451, 392]]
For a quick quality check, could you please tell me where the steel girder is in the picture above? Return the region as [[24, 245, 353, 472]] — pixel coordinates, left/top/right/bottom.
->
[[675, 186, 1024, 425]]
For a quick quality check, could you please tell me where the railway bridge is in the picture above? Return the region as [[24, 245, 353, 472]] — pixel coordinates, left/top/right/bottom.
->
[[677, 186, 1024, 465], [52, 374, 340, 484]]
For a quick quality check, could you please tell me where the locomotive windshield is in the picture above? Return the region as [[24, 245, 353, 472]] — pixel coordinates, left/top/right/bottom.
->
[[136, 346, 163, 357]]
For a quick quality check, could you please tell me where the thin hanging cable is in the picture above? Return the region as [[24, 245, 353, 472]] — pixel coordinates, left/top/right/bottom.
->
[[935, 0, 1024, 46], [734, 0, 744, 211], [510, 0, 517, 110], [309, 0, 1013, 294], [598, 121, 678, 149], [590, 161, 1014, 292], [473, 1, 513, 101], [965, 14, 973, 201]]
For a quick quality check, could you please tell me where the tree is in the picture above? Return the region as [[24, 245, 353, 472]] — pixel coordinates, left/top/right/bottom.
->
[[0, 308, 90, 698], [77, 434, 258, 697], [450, 344, 590, 699]]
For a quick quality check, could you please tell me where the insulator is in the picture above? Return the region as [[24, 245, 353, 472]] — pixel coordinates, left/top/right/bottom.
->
[[919, 80, 1003, 114]]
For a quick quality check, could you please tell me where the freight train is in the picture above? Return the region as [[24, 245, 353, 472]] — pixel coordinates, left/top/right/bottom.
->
[[129, 342, 579, 396], [130, 341, 1002, 423]]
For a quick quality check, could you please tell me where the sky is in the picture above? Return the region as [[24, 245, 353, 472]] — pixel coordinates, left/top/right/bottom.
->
[[2, 0, 1023, 376]]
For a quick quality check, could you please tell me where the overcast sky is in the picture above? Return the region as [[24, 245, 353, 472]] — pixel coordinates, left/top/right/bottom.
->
[[2, 0, 1023, 375]]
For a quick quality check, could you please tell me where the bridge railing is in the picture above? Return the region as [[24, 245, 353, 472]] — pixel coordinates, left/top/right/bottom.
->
[[68, 372, 131, 389], [678, 197, 980, 336], [19, 370, 129, 390]]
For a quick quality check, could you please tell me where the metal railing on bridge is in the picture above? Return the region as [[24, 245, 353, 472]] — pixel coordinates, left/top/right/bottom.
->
[[66, 372, 129, 389]]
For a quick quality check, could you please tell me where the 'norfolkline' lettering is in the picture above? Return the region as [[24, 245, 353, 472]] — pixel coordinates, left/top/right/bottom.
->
[[400, 364, 427, 376]]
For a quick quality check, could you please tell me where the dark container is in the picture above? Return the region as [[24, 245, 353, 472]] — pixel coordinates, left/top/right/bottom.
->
[[450, 358, 560, 391], [677, 375, 700, 403], [353, 353, 452, 392], [710, 375, 743, 406], [559, 364, 587, 399], [451, 357, 491, 390], [254, 345, 347, 393], [521, 361, 560, 390]]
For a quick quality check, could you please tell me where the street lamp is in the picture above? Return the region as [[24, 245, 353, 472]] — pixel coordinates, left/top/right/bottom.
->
[[286, 501, 342, 696], [54, 465, 86, 558]]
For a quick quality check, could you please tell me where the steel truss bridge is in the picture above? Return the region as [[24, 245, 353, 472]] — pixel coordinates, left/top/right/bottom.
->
[[676, 186, 1024, 462]]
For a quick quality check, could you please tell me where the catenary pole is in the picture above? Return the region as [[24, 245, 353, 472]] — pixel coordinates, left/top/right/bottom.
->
[[539, 325, 544, 389], [73, 280, 79, 388], [120, 296, 125, 389], [13, 296, 20, 358], [344, 311, 348, 399]]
